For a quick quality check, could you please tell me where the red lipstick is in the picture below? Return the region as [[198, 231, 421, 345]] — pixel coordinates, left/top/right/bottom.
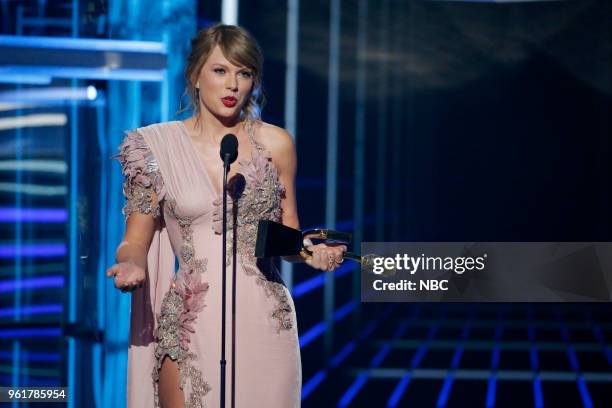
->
[[221, 96, 237, 107]]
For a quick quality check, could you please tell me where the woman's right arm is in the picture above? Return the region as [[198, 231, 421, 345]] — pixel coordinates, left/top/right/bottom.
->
[[106, 201, 158, 291], [108, 129, 166, 291]]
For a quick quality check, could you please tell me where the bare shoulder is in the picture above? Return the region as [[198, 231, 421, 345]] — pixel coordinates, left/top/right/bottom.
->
[[255, 121, 295, 155], [254, 121, 296, 174]]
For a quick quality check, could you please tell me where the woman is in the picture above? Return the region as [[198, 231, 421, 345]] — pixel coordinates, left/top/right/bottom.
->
[[106, 24, 346, 407]]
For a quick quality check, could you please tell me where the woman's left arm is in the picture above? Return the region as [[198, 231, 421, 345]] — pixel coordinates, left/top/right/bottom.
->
[[264, 125, 346, 271], [266, 126, 299, 230]]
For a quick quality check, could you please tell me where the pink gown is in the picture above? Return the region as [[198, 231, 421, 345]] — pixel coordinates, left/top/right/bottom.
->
[[115, 121, 302, 407]]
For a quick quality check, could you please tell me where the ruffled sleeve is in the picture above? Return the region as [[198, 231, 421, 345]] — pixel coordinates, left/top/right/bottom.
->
[[114, 130, 167, 221]]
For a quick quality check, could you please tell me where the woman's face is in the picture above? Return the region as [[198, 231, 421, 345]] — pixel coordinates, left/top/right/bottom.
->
[[196, 45, 254, 121]]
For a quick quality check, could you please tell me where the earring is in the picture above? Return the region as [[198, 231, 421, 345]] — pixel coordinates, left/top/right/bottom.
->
[[195, 87, 200, 99]]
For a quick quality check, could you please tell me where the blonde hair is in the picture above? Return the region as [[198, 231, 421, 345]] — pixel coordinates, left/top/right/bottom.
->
[[179, 24, 265, 122]]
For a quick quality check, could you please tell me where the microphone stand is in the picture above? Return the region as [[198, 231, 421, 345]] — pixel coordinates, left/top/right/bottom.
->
[[220, 153, 229, 408], [219, 133, 238, 408], [230, 184, 238, 408], [221, 153, 240, 408]]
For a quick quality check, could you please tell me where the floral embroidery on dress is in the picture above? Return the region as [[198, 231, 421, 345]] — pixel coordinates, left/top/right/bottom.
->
[[211, 122, 293, 332], [114, 130, 167, 220], [152, 198, 211, 407]]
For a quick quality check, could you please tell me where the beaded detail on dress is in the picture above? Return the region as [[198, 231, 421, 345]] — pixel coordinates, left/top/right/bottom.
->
[[152, 198, 211, 407], [114, 130, 166, 220], [211, 122, 293, 332]]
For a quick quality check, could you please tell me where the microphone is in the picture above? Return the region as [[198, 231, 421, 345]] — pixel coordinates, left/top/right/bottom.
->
[[220, 133, 239, 165]]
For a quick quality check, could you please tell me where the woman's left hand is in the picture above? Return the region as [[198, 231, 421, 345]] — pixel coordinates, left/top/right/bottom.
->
[[303, 240, 347, 272]]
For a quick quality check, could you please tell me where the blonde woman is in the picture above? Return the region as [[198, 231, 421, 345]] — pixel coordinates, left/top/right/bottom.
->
[[107, 24, 346, 407]]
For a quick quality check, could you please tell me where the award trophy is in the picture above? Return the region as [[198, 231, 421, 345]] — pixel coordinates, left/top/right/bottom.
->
[[255, 219, 372, 265]]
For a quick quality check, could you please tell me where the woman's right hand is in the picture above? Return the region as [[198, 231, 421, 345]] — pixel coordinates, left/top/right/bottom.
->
[[106, 261, 145, 292]]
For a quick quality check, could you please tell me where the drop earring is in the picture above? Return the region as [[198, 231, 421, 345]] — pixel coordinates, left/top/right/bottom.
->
[[195, 87, 200, 99]]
